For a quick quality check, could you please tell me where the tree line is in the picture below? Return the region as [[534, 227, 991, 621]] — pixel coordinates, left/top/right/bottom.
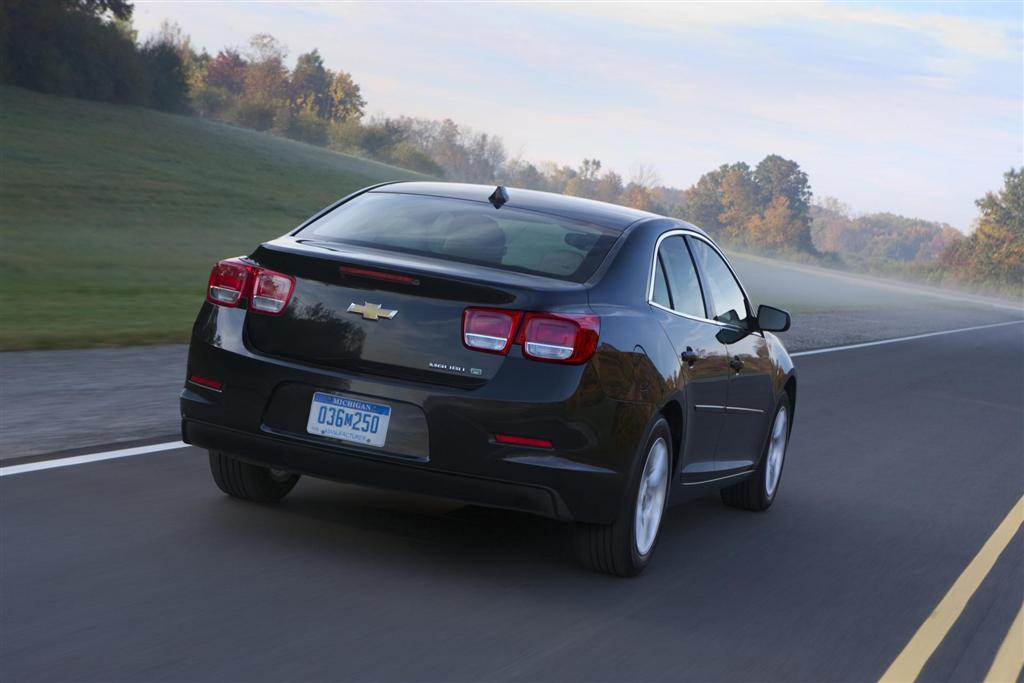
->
[[1, 1, 1019, 295]]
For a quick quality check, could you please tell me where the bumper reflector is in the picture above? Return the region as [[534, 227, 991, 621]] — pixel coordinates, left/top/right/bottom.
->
[[495, 434, 553, 448], [188, 375, 223, 391]]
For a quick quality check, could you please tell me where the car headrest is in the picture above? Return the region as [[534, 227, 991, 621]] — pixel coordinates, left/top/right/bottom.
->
[[442, 214, 507, 263]]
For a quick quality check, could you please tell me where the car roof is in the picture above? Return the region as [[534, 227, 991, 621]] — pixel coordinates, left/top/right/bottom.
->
[[370, 182, 663, 231]]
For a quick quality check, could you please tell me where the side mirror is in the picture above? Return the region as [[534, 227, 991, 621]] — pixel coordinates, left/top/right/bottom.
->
[[757, 305, 791, 332]]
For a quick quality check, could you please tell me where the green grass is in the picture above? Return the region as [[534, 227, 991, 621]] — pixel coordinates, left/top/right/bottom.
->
[[0, 86, 429, 350]]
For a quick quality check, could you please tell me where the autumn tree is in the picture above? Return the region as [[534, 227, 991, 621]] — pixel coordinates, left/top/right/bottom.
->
[[500, 159, 548, 191], [593, 170, 624, 203], [242, 33, 288, 102], [754, 154, 811, 216], [620, 184, 660, 212], [751, 154, 813, 250], [539, 161, 578, 193], [290, 49, 332, 116], [205, 49, 246, 94], [329, 71, 366, 122], [717, 163, 759, 242], [682, 166, 728, 235], [746, 196, 805, 249], [942, 168, 1024, 291], [564, 159, 602, 197]]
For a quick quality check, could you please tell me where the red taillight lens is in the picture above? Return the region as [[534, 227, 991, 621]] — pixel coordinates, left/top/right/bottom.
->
[[462, 308, 600, 364], [207, 258, 251, 307], [207, 258, 294, 315], [518, 313, 600, 364], [251, 270, 295, 315], [463, 308, 523, 354]]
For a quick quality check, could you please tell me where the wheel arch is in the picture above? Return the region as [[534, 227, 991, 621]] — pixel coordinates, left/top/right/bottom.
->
[[783, 373, 797, 425], [659, 398, 684, 477]]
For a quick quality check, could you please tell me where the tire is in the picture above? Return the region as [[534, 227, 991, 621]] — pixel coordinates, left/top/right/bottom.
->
[[208, 450, 299, 503], [575, 418, 672, 577], [721, 395, 791, 511]]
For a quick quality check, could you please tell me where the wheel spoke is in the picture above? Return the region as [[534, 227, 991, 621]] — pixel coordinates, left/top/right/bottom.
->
[[635, 437, 669, 556], [764, 408, 787, 497]]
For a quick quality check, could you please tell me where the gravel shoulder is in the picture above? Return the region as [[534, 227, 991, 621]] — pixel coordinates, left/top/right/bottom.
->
[[3, 304, 1020, 461], [1, 345, 186, 459]]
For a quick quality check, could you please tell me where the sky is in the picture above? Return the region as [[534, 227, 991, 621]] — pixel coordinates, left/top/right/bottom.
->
[[134, 1, 1024, 232]]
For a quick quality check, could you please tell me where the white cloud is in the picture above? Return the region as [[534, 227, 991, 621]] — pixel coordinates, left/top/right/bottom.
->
[[131, 1, 1022, 229], [553, 2, 1018, 61]]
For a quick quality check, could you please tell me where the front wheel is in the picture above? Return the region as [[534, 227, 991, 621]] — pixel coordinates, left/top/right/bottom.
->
[[721, 397, 791, 511], [575, 418, 672, 577], [208, 450, 299, 503]]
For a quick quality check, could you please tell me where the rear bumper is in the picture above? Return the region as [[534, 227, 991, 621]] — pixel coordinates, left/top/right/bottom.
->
[[183, 418, 573, 519]]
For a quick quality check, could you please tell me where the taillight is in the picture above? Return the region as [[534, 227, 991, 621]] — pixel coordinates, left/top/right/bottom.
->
[[207, 258, 251, 307], [463, 308, 523, 354], [462, 308, 599, 364], [518, 313, 600, 364], [251, 270, 295, 315], [206, 258, 294, 315]]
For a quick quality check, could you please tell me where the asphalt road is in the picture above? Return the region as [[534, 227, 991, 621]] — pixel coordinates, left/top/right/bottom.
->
[[2, 323, 1023, 682]]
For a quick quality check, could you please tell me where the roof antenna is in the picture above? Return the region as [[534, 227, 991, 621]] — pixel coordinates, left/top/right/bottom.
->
[[489, 185, 509, 209]]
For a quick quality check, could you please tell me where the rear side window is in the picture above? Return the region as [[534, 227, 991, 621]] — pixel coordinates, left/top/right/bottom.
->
[[656, 236, 706, 319], [299, 192, 620, 282], [652, 257, 671, 308], [687, 237, 750, 327]]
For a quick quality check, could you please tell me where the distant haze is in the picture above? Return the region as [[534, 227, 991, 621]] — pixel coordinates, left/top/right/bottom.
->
[[135, 1, 1023, 232]]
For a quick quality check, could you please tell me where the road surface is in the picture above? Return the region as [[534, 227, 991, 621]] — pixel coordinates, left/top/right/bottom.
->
[[1, 323, 1022, 682]]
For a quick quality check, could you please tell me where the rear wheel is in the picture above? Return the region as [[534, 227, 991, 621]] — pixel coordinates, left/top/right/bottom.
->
[[208, 450, 299, 502], [575, 418, 672, 577], [721, 397, 790, 511]]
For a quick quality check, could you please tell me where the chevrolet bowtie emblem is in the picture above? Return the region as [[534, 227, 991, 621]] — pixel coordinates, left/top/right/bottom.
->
[[347, 302, 398, 321]]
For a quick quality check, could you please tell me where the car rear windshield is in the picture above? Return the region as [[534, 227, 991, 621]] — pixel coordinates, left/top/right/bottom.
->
[[298, 192, 621, 282]]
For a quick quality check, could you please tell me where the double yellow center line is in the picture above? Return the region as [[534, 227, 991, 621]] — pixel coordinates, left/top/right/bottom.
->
[[879, 495, 1024, 683]]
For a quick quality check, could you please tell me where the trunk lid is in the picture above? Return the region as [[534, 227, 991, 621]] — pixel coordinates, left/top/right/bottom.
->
[[244, 237, 589, 387]]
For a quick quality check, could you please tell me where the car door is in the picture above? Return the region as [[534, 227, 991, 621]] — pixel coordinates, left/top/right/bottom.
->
[[648, 233, 732, 481], [686, 236, 775, 472]]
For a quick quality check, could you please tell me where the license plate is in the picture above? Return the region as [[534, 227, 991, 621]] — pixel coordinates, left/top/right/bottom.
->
[[306, 392, 391, 448]]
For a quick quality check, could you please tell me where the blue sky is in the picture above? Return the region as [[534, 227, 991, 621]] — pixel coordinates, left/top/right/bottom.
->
[[135, 1, 1023, 231]]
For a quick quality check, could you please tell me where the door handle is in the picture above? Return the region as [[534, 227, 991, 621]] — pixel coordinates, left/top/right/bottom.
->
[[729, 355, 744, 372], [681, 347, 699, 366]]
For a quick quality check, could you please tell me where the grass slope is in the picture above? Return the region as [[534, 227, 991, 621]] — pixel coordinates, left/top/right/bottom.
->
[[0, 86, 428, 350]]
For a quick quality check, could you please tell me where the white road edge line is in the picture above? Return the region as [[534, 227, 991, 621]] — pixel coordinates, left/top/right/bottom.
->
[[4, 318, 1023, 476], [790, 319, 1024, 357], [0, 441, 188, 477]]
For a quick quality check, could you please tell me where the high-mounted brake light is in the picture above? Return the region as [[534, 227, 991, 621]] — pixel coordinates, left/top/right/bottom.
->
[[462, 308, 600, 364], [207, 258, 295, 315], [463, 308, 523, 354], [339, 265, 419, 285]]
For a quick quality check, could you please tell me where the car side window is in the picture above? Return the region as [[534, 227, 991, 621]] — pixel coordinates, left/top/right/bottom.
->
[[657, 236, 706, 319], [687, 237, 750, 327], [652, 256, 672, 308]]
